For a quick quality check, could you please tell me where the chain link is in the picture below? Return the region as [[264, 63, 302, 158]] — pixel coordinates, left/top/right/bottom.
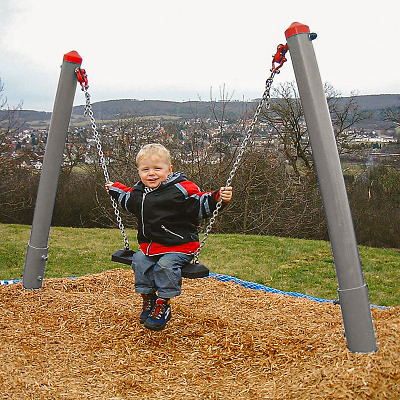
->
[[193, 70, 278, 263], [83, 90, 130, 250]]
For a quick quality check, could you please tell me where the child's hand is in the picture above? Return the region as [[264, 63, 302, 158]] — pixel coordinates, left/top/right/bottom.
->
[[219, 186, 233, 203], [105, 182, 114, 194]]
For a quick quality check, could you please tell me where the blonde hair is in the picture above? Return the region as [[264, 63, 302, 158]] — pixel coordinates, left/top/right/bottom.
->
[[136, 143, 171, 166]]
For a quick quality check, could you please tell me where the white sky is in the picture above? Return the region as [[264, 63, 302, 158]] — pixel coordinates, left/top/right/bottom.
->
[[1, 0, 399, 111]]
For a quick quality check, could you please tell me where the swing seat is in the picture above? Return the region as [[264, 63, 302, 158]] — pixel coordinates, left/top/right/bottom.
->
[[111, 248, 135, 265], [181, 262, 209, 279], [111, 249, 209, 279]]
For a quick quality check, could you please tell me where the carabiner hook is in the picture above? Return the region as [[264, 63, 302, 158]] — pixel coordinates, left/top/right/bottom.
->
[[271, 44, 288, 74], [75, 67, 89, 91]]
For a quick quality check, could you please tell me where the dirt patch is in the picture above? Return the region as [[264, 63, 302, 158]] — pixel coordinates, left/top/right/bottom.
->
[[0, 268, 399, 399]]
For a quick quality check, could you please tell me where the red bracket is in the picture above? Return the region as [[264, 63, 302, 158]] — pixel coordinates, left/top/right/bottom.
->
[[75, 67, 89, 91], [271, 44, 288, 74]]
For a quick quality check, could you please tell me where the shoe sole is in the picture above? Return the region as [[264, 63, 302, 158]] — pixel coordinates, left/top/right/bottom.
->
[[144, 322, 168, 331]]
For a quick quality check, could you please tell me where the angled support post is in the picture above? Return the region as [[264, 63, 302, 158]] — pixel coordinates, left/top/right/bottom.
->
[[23, 51, 82, 289], [285, 22, 377, 353]]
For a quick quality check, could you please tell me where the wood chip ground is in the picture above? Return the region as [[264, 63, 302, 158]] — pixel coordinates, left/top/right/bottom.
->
[[0, 268, 399, 399]]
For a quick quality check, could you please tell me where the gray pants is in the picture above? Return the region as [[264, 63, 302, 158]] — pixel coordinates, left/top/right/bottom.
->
[[131, 250, 193, 298]]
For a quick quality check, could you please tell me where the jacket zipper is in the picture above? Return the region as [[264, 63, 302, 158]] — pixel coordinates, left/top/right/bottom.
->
[[145, 241, 152, 256], [141, 191, 147, 239], [161, 225, 184, 239]]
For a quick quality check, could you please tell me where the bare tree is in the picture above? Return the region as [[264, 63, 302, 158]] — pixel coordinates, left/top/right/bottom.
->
[[383, 96, 400, 142], [0, 79, 24, 138], [260, 81, 371, 176], [0, 79, 39, 223], [325, 84, 372, 153], [383, 96, 400, 126], [260, 82, 311, 177]]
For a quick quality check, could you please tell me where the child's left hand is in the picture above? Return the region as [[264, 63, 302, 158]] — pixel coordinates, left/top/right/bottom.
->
[[219, 186, 233, 203], [105, 182, 114, 194]]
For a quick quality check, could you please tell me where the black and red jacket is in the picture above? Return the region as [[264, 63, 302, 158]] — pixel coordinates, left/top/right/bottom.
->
[[109, 172, 221, 256]]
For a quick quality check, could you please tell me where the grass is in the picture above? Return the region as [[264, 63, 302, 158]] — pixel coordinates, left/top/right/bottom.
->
[[1, 223, 399, 307]]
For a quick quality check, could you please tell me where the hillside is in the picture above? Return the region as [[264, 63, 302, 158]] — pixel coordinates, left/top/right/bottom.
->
[[73, 99, 251, 121], [4, 94, 400, 127]]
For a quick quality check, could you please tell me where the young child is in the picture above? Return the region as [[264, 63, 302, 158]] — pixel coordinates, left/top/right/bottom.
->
[[106, 143, 232, 331]]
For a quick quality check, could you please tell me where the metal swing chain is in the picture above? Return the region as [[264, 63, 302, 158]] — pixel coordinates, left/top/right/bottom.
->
[[75, 43, 287, 260], [193, 44, 288, 263], [76, 72, 130, 250]]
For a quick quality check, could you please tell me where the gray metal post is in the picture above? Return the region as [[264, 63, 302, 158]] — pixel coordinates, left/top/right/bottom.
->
[[285, 23, 377, 353], [23, 51, 82, 289]]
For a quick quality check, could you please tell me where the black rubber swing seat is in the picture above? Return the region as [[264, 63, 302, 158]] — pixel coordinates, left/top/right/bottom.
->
[[111, 248, 136, 265], [111, 248, 209, 279]]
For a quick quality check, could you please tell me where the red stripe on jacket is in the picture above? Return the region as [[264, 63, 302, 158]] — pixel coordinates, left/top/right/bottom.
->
[[179, 180, 218, 198], [140, 241, 200, 256], [112, 182, 133, 192]]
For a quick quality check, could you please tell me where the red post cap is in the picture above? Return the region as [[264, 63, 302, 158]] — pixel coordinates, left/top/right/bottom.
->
[[285, 22, 310, 39], [63, 50, 82, 64]]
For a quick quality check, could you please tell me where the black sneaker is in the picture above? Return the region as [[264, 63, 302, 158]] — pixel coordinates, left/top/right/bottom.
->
[[144, 298, 171, 331], [139, 293, 157, 324]]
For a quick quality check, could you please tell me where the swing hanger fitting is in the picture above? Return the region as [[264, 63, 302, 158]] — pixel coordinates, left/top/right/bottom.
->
[[75, 67, 89, 91], [271, 44, 288, 74]]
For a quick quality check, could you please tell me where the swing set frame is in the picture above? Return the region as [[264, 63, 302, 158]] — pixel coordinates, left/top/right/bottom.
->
[[22, 22, 377, 353]]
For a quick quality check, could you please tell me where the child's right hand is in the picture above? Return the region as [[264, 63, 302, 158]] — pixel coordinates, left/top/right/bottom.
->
[[105, 182, 114, 194], [218, 186, 233, 203]]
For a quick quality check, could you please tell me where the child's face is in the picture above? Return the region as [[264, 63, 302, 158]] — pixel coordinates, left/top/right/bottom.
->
[[137, 154, 172, 188]]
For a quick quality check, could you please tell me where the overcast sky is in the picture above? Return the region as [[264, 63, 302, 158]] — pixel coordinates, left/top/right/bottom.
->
[[1, 0, 399, 111]]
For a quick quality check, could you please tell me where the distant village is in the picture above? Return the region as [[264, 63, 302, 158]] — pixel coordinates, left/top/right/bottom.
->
[[4, 117, 399, 171]]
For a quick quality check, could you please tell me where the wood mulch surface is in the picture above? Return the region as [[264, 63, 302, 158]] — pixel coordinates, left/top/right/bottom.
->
[[0, 268, 399, 399]]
